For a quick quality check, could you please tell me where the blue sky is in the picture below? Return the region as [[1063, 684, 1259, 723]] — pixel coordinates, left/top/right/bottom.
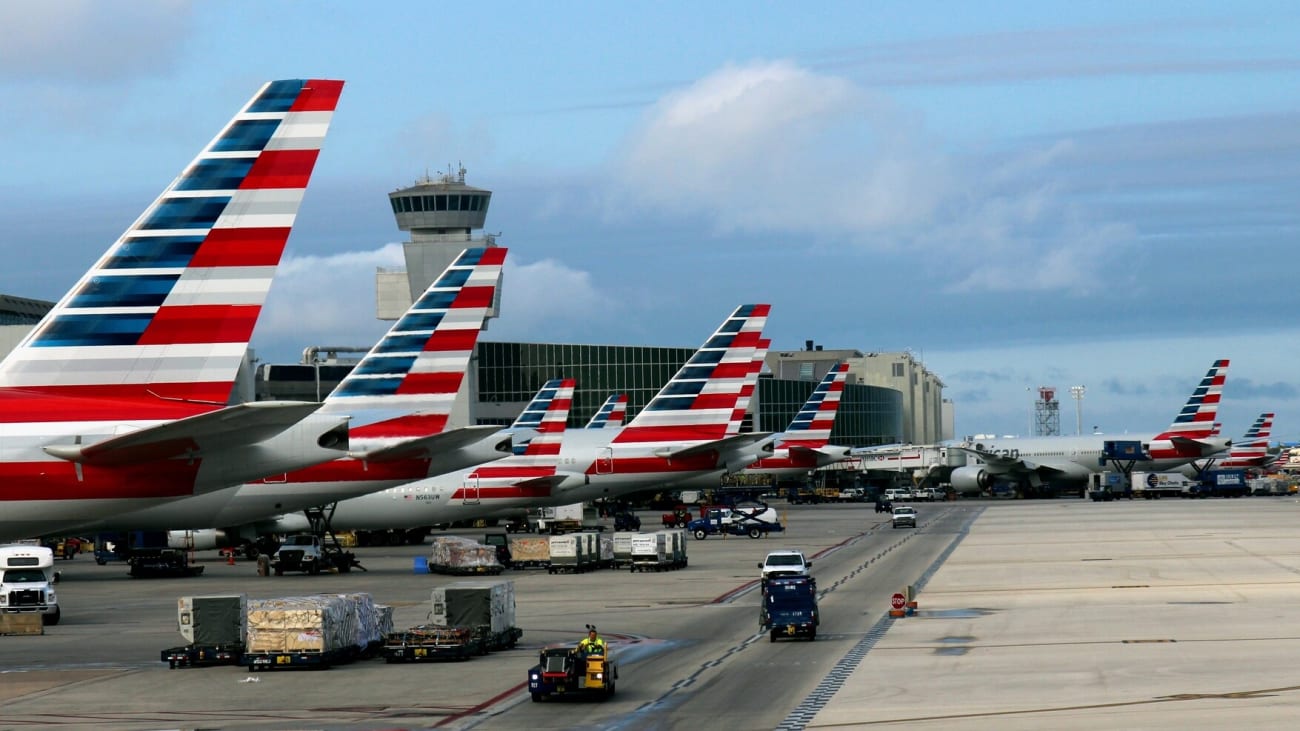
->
[[2, 1, 1298, 441]]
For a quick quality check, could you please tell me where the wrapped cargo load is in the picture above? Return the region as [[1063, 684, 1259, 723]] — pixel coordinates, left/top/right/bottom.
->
[[246, 594, 356, 655], [382, 623, 481, 662], [597, 532, 615, 569], [429, 536, 503, 575], [507, 535, 551, 568]]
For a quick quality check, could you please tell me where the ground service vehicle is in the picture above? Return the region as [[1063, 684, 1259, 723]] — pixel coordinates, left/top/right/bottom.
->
[[761, 576, 818, 641], [688, 506, 784, 539], [161, 594, 246, 669], [528, 643, 618, 701], [661, 506, 692, 528], [892, 506, 917, 528], [0, 544, 60, 625], [1204, 469, 1250, 497], [1131, 471, 1198, 499], [268, 534, 358, 575]]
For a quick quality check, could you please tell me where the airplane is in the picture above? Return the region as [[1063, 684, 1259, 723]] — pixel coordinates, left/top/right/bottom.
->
[[0, 79, 353, 542], [269, 378, 579, 536], [71, 247, 512, 547], [949, 359, 1231, 497], [264, 304, 771, 532], [1175, 412, 1273, 477], [737, 361, 853, 477]]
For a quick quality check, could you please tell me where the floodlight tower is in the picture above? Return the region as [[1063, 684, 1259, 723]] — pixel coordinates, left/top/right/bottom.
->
[[1034, 386, 1060, 436], [1069, 385, 1086, 435]]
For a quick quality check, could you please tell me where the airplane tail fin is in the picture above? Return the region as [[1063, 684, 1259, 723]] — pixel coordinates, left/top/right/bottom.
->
[[1228, 412, 1273, 463], [0, 79, 343, 411], [779, 361, 851, 450], [1155, 359, 1229, 441], [614, 305, 769, 446], [321, 246, 506, 438], [586, 394, 628, 429], [470, 379, 574, 480]]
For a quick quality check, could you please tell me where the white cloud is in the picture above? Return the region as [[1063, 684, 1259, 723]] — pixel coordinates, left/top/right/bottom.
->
[[492, 258, 615, 342], [604, 60, 1137, 293]]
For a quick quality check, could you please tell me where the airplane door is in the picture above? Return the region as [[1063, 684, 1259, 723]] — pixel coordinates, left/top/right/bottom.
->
[[596, 447, 614, 474], [463, 477, 480, 505]]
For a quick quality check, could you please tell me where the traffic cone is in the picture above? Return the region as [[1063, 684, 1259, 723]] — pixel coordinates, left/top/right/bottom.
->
[[226, 550, 235, 566]]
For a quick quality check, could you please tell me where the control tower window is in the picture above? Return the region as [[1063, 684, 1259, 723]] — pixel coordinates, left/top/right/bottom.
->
[[449, 194, 461, 211], [435, 195, 448, 211], [469, 195, 481, 212], [412, 196, 424, 212]]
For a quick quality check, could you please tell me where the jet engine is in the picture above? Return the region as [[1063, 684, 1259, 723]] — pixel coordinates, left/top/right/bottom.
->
[[168, 529, 231, 551], [950, 466, 996, 496]]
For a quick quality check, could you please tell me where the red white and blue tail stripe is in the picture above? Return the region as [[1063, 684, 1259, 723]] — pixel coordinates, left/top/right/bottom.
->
[[778, 361, 850, 450], [511, 379, 569, 454], [0, 79, 344, 414], [1155, 359, 1229, 440], [586, 394, 628, 429], [321, 246, 506, 440], [614, 304, 768, 446], [1220, 412, 1273, 467]]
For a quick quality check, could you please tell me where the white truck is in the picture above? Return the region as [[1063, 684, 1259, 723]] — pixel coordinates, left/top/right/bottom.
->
[[1131, 471, 1198, 499], [1, 544, 61, 625]]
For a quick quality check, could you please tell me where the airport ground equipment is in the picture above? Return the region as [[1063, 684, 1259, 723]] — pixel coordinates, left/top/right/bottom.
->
[[506, 534, 551, 569], [269, 534, 359, 576], [1088, 471, 1133, 501], [612, 511, 641, 531], [243, 593, 388, 671], [483, 533, 512, 568], [528, 643, 618, 701], [547, 533, 596, 573], [761, 576, 819, 641], [0, 544, 60, 625], [161, 594, 246, 669], [431, 580, 522, 652], [661, 506, 692, 528], [687, 505, 784, 539], [1202, 469, 1250, 497], [611, 531, 637, 568], [382, 624, 483, 662]]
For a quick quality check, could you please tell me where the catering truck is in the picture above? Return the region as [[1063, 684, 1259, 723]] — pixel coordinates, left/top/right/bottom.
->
[[0, 544, 60, 625]]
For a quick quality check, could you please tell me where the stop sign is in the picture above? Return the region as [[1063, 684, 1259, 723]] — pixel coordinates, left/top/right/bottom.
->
[[890, 592, 906, 610]]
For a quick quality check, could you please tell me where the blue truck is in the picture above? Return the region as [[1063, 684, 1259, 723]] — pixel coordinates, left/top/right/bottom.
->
[[1202, 469, 1250, 498], [687, 505, 784, 540], [761, 576, 818, 642]]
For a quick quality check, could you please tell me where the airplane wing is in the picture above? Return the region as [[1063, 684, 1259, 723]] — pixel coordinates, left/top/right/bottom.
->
[[655, 432, 776, 461], [43, 401, 328, 467], [516, 471, 589, 492], [348, 424, 511, 463], [789, 444, 853, 464], [950, 444, 1068, 477]]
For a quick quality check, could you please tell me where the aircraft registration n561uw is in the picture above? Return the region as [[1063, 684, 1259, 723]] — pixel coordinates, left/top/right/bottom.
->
[[950, 359, 1230, 496], [73, 247, 511, 546], [0, 79, 350, 542]]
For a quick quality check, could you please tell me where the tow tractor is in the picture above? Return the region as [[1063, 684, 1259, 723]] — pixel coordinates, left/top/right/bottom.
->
[[528, 630, 618, 701]]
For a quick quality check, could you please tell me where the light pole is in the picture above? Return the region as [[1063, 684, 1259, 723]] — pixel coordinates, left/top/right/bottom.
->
[[1069, 385, 1086, 435]]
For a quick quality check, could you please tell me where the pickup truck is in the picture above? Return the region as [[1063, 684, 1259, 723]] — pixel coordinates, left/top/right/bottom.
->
[[891, 506, 917, 529], [688, 506, 783, 540]]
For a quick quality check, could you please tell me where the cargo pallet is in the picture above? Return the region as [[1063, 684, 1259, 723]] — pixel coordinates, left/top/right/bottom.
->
[[428, 564, 504, 576], [245, 641, 378, 671], [161, 643, 244, 669], [508, 560, 550, 570], [382, 627, 483, 662]]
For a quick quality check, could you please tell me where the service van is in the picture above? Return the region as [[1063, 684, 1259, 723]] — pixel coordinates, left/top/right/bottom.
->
[[1, 544, 60, 625]]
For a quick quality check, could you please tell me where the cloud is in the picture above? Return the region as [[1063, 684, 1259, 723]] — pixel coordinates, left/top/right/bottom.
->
[[491, 258, 616, 342], [0, 1, 192, 83], [1229, 378, 1300, 401], [604, 60, 1135, 294], [255, 244, 406, 360]]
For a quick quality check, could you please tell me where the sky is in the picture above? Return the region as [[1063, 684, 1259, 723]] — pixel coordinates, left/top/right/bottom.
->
[[1, 1, 1298, 442]]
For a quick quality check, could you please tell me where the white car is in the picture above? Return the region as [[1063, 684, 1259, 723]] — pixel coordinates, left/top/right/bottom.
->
[[891, 506, 917, 529]]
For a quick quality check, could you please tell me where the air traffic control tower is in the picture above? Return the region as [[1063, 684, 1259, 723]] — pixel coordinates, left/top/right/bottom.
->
[[373, 166, 501, 430], [375, 166, 501, 321]]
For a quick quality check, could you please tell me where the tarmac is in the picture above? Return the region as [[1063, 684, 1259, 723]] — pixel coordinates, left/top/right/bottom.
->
[[805, 497, 1300, 730]]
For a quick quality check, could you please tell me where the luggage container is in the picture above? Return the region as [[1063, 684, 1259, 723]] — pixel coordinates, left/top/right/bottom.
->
[[430, 579, 522, 651], [507, 535, 551, 569], [161, 594, 246, 669], [630, 532, 668, 572], [611, 531, 638, 568], [547, 534, 591, 574]]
